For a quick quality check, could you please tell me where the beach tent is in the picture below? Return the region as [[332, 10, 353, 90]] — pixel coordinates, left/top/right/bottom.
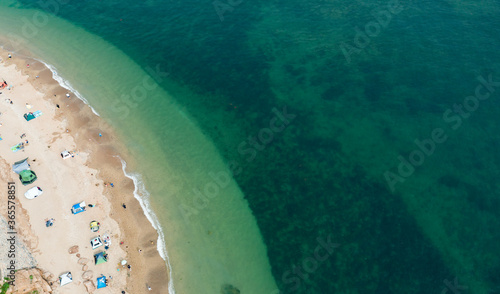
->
[[19, 170, 37, 185], [61, 150, 71, 159], [24, 186, 43, 199], [59, 272, 73, 287], [94, 252, 108, 265], [91, 237, 103, 249], [12, 158, 30, 174], [90, 221, 100, 232], [71, 201, 86, 214], [96, 275, 107, 289]]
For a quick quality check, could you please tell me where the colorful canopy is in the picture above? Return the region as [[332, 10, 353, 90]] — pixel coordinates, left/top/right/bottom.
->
[[94, 252, 108, 265], [71, 201, 86, 214], [59, 272, 72, 287], [90, 221, 100, 232], [19, 170, 37, 185], [97, 276, 107, 289]]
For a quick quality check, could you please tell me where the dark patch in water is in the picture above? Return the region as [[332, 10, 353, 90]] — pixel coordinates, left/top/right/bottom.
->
[[221, 284, 240, 294]]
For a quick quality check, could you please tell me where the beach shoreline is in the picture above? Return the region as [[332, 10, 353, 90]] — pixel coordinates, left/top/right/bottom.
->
[[0, 47, 170, 293]]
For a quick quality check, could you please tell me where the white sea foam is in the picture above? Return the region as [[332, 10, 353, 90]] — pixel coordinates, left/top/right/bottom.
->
[[35, 59, 101, 116], [119, 157, 176, 294]]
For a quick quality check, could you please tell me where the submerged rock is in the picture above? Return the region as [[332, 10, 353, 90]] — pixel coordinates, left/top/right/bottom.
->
[[221, 284, 241, 294]]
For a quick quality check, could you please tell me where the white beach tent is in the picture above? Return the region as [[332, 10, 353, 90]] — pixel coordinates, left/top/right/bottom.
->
[[24, 186, 43, 200], [59, 272, 73, 287], [91, 237, 103, 249], [61, 150, 71, 159]]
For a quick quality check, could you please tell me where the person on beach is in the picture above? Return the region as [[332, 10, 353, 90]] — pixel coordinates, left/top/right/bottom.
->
[[66, 93, 70, 98], [45, 218, 55, 227], [56, 104, 60, 108], [122, 203, 126, 209], [8, 53, 11, 59]]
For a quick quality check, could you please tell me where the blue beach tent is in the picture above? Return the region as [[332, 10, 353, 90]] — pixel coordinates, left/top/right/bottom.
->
[[97, 275, 107, 289]]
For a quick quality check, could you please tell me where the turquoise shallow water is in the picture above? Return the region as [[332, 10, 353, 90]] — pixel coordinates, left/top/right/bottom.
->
[[3, 0, 500, 293]]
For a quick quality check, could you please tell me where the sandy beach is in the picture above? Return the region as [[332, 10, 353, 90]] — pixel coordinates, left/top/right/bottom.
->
[[0, 49, 169, 293]]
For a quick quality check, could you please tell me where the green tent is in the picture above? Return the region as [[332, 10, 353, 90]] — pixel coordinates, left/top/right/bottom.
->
[[94, 252, 108, 265], [19, 170, 37, 185]]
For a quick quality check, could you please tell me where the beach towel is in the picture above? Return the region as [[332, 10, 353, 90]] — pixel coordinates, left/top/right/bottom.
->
[[11, 143, 24, 152], [24, 113, 35, 121], [24, 110, 42, 121]]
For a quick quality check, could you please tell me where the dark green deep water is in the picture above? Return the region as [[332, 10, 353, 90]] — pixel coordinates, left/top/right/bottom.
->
[[14, 0, 500, 293]]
